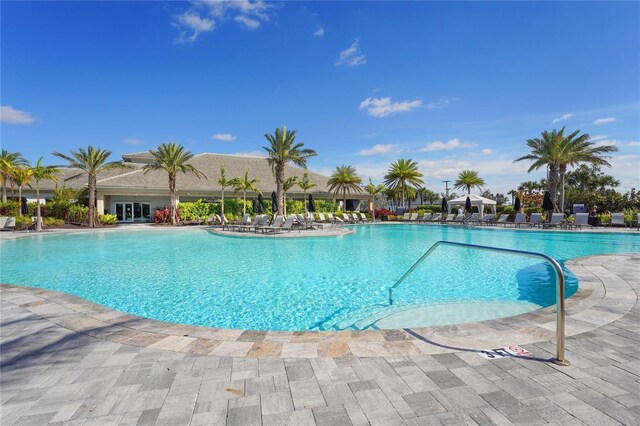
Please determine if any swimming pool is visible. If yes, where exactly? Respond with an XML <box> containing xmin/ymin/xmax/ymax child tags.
<box><xmin>1</xmin><ymin>225</ymin><xmax>638</xmax><ymax>331</ymax></box>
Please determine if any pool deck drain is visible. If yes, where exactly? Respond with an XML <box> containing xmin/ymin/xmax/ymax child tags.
<box><xmin>1</xmin><ymin>254</ymin><xmax>638</xmax><ymax>425</ymax></box>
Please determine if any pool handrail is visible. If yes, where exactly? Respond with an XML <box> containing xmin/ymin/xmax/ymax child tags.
<box><xmin>389</xmin><ymin>240</ymin><xmax>569</xmax><ymax>366</ymax></box>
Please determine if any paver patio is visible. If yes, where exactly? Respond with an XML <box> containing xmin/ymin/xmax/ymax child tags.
<box><xmin>1</xmin><ymin>253</ymin><xmax>639</xmax><ymax>425</ymax></box>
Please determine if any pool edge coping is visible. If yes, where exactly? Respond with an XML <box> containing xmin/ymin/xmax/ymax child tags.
<box><xmin>1</xmin><ymin>253</ymin><xmax>637</xmax><ymax>358</ymax></box>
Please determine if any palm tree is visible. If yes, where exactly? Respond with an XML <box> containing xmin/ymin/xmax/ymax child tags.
<box><xmin>217</xmin><ymin>165</ymin><xmax>231</xmax><ymax>217</ymax></box>
<box><xmin>0</xmin><ymin>149</ymin><xmax>29</xmax><ymax>203</ymax></box>
<box><xmin>31</xmin><ymin>158</ymin><xmax>59</xmax><ymax>231</ymax></box>
<box><xmin>454</xmin><ymin>170</ymin><xmax>485</xmax><ymax>194</ymax></box>
<box><xmin>297</xmin><ymin>173</ymin><xmax>317</xmax><ymax>215</ymax></box>
<box><xmin>327</xmin><ymin>165</ymin><xmax>362</xmax><ymax>210</ymax></box>
<box><xmin>517</xmin><ymin>180</ymin><xmax>540</xmax><ymax>195</ymax></box>
<box><xmin>53</xmin><ymin>146</ymin><xmax>129</xmax><ymax>227</ymax></box>
<box><xmin>515</xmin><ymin>128</ymin><xmax>617</xmax><ymax>210</ymax></box>
<box><xmin>364</xmin><ymin>178</ymin><xmax>385</xmax><ymax>220</ymax></box>
<box><xmin>11</xmin><ymin>168</ymin><xmax>33</xmax><ymax>216</ymax></box>
<box><xmin>143</xmin><ymin>143</ymin><xmax>205</xmax><ymax>225</ymax></box>
<box><xmin>229</xmin><ymin>171</ymin><xmax>260</xmax><ymax>215</ymax></box>
<box><xmin>383</xmin><ymin>158</ymin><xmax>424</xmax><ymax>208</ymax></box>
<box><xmin>263</xmin><ymin>126</ymin><xmax>317</xmax><ymax>216</ymax></box>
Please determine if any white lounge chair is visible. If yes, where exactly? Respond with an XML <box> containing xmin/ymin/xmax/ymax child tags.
<box><xmin>317</xmin><ymin>213</ymin><xmax>327</xmax><ymax>222</ymax></box>
<box><xmin>359</xmin><ymin>212</ymin><xmax>370</xmax><ymax>222</ymax></box>
<box><xmin>402</xmin><ymin>212</ymin><xmax>411</xmax><ymax>221</ymax></box>
<box><xmin>261</xmin><ymin>215</ymin><xmax>285</xmax><ymax>233</ymax></box>
<box><xmin>441</xmin><ymin>213</ymin><xmax>456</xmax><ymax>223</ymax></box>
<box><xmin>351</xmin><ymin>213</ymin><xmax>360</xmax><ymax>223</ymax></box>
<box><xmin>418</xmin><ymin>212</ymin><xmax>431</xmax><ymax>222</ymax></box>
<box><xmin>430</xmin><ymin>213</ymin><xmax>441</xmax><ymax>222</ymax></box>
<box><xmin>573</xmin><ymin>213</ymin><xmax>591</xmax><ymax>229</ymax></box>
<box><xmin>609</xmin><ymin>213</ymin><xmax>625</xmax><ymax>227</ymax></box>
<box><xmin>408</xmin><ymin>212</ymin><xmax>418</xmax><ymax>222</ymax></box>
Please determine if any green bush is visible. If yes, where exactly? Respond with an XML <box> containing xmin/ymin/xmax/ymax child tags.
<box><xmin>313</xmin><ymin>199</ymin><xmax>337</xmax><ymax>213</ymax></box>
<box><xmin>43</xmin><ymin>217</ymin><xmax>65</xmax><ymax>227</ymax></box>
<box><xmin>179</xmin><ymin>200</ymin><xmax>216</xmax><ymax>221</ymax></box>
<box><xmin>68</xmin><ymin>205</ymin><xmax>89</xmax><ymax>224</ymax></box>
<box><xmin>46</xmin><ymin>201</ymin><xmax>71</xmax><ymax>220</ymax></box>
<box><xmin>15</xmin><ymin>216</ymin><xmax>32</xmax><ymax>230</ymax></box>
<box><xmin>99</xmin><ymin>214</ymin><xmax>118</xmax><ymax>225</ymax></box>
<box><xmin>27</xmin><ymin>202</ymin><xmax>47</xmax><ymax>217</ymax></box>
<box><xmin>0</xmin><ymin>201</ymin><xmax>20</xmax><ymax>216</ymax></box>
<box><xmin>285</xmin><ymin>200</ymin><xmax>304</xmax><ymax>214</ymax></box>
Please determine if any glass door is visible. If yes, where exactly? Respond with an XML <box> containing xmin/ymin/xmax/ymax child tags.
<box><xmin>115</xmin><ymin>202</ymin><xmax>134</xmax><ymax>222</ymax></box>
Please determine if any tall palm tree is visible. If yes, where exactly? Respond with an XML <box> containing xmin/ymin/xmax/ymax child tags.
<box><xmin>229</xmin><ymin>171</ymin><xmax>260</xmax><ymax>215</ymax></box>
<box><xmin>517</xmin><ymin>180</ymin><xmax>540</xmax><ymax>195</ymax></box>
<box><xmin>53</xmin><ymin>146</ymin><xmax>129</xmax><ymax>227</ymax></box>
<box><xmin>515</xmin><ymin>128</ymin><xmax>617</xmax><ymax>210</ymax></box>
<box><xmin>143</xmin><ymin>143</ymin><xmax>205</xmax><ymax>225</ymax></box>
<box><xmin>31</xmin><ymin>158</ymin><xmax>59</xmax><ymax>232</ymax></box>
<box><xmin>217</xmin><ymin>165</ymin><xmax>231</xmax><ymax>217</ymax></box>
<box><xmin>327</xmin><ymin>165</ymin><xmax>362</xmax><ymax>210</ymax></box>
<box><xmin>383</xmin><ymin>158</ymin><xmax>424</xmax><ymax>208</ymax></box>
<box><xmin>364</xmin><ymin>178</ymin><xmax>385</xmax><ymax>220</ymax></box>
<box><xmin>454</xmin><ymin>170</ymin><xmax>485</xmax><ymax>194</ymax></box>
<box><xmin>0</xmin><ymin>149</ymin><xmax>29</xmax><ymax>203</ymax></box>
<box><xmin>297</xmin><ymin>173</ymin><xmax>317</xmax><ymax>215</ymax></box>
<box><xmin>263</xmin><ymin>126</ymin><xmax>317</xmax><ymax>216</ymax></box>
<box><xmin>11</xmin><ymin>168</ymin><xmax>33</xmax><ymax>216</ymax></box>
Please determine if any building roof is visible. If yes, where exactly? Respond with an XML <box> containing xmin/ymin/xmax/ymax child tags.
<box><xmin>96</xmin><ymin>152</ymin><xmax>333</xmax><ymax>195</ymax></box>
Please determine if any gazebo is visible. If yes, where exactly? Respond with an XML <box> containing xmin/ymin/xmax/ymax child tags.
<box><xmin>447</xmin><ymin>194</ymin><xmax>497</xmax><ymax>218</ymax></box>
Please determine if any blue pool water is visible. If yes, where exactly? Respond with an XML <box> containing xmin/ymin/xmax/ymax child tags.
<box><xmin>1</xmin><ymin>225</ymin><xmax>638</xmax><ymax>331</ymax></box>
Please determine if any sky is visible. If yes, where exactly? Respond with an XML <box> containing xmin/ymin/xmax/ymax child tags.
<box><xmin>2</xmin><ymin>0</ymin><xmax>639</xmax><ymax>195</ymax></box>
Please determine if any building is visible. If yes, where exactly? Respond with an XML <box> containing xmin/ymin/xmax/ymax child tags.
<box><xmin>23</xmin><ymin>152</ymin><xmax>367</xmax><ymax>222</ymax></box>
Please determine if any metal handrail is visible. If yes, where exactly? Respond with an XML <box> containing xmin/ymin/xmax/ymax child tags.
<box><xmin>389</xmin><ymin>241</ymin><xmax>569</xmax><ymax>366</ymax></box>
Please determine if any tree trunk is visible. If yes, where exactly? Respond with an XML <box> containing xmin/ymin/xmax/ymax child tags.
<box><xmin>547</xmin><ymin>164</ymin><xmax>560</xmax><ymax>210</ymax></box>
<box><xmin>18</xmin><ymin>185</ymin><xmax>23</xmax><ymax>216</ymax></box>
<box><xmin>371</xmin><ymin>195</ymin><xmax>375</xmax><ymax>221</ymax></box>
<box><xmin>1</xmin><ymin>178</ymin><xmax>6</xmax><ymax>203</ymax></box>
<box><xmin>169</xmin><ymin>174</ymin><xmax>177</xmax><ymax>225</ymax></box>
<box><xmin>343</xmin><ymin>188</ymin><xmax>346</xmax><ymax>211</ymax></box>
<box><xmin>304</xmin><ymin>189</ymin><xmax>307</xmax><ymax>215</ymax></box>
<box><xmin>36</xmin><ymin>183</ymin><xmax>42</xmax><ymax>232</ymax></box>
<box><xmin>276</xmin><ymin>163</ymin><xmax>284</xmax><ymax>216</ymax></box>
<box><xmin>221</xmin><ymin>188</ymin><xmax>225</xmax><ymax>217</ymax></box>
<box><xmin>559</xmin><ymin>165</ymin><xmax>566</xmax><ymax>212</ymax></box>
<box><xmin>88</xmin><ymin>173</ymin><xmax>96</xmax><ymax>227</ymax></box>
<box><xmin>401</xmin><ymin>182</ymin><xmax>405</xmax><ymax>209</ymax></box>
<box><xmin>243</xmin><ymin>190</ymin><xmax>246</xmax><ymax>215</ymax></box>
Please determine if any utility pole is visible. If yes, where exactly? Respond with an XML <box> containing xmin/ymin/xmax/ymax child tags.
<box><xmin>442</xmin><ymin>180</ymin><xmax>451</xmax><ymax>198</ymax></box>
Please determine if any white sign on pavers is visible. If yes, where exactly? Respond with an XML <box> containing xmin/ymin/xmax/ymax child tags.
<box><xmin>477</xmin><ymin>345</ymin><xmax>532</xmax><ymax>359</ymax></box>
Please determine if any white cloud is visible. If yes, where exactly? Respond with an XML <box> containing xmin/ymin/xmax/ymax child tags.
<box><xmin>0</xmin><ymin>106</ymin><xmax>36</xmax><ymax>124</ymax></box>
<box><xmin>481</xmin><ymin>148</ymin><xmax>494</xmax><ymax>155</ymax></box>
<box><xmin>552</xmin><ymin>113</ymin><xmax>573</xmax><ymax>123</ymax></box>
<box><xmin>594</xmin><ymin>139</ymin><xmax>640</xmax><ymax>148</ymax></box>
<box><xmin>419</xmin><ymin>138</ymin><xmax>476</xmax><ymax>152</ymax></box>
<box><xmin>173</xmin><ymin>12</ymin><xmax>215</xmax><ymax>43</ymax></box>
<box><xmin>628</xmin><ymin>141</ymin><xmax>640</xmax><ymax>147</ymax></box>
<box><xmin>335</xmin><ymin>40</ymin><xmax>366</xmax><ymax>67</ymax></box>
<box><xmin>234</xmin><ymin>15</ymin><xmax>260</xmax><ymax>29</ymax></box>
<box><xmin>231</xmin><ymin>150</ymin><xmax>267</xmax><ymax>158</ymax></box>
<box><xmin>212</xmin><ymin>133</ymin><xmax>236</xmax><ymax>141</ymax></box>
<box><xmin>313</xmin><ymin>26</ymin><xmax>324</xmax><ymax>37</ymax></box>
<box><xmin>358</xmin><ymin>144</ymin><xmax>399</xmax><ymax>156</ymax></box>
<box><xmin>174</xmin><ymin>0</ymin><xmax>272</xmax><ymax>42</ymax></box>
<box><xmin>591</xmin><ymin>135</ymin><xmax>608</xmax><ymax>141</ymax></box>
<box><xmin>359</xmin><ymin>97</ymin><xmax>421</xmax><ymax>118</ymax></box>
<box><xmin>123</xmin><ymin>138</ymin><xmax>143</xmax><ymax>146</ymax></box>
<box><xmin>424</xmin><ymin>99</ymin><xmax>452</xmax><ymax>110</ymax></box>
<box><xmin>593</xmin><ymin>117</ymin><xmax>616</xmax><ymax>125</ymax></box>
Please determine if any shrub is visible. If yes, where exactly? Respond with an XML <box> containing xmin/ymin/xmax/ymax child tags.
<box><xmin>154</xmin><ymin>208</ymin><xmax>170</xmax><ymax>224</ymax></box>
<box><xmin>99</xmin><ymin>214</ymin><xmax>118</xmax><ymax>225</ymax></box>
<box><xmin>43</xmin><ymin>217</ymin><xmax>65</xmax><ymax>227</ymax></box>
<box><xmin>374</xmin><ymin>209</ymin><xmax>394</xmax><ymax>217</ymax></box>
<box><xmin>15</xmin><ymin>216</ymin><xmax>32</xmax><ymax>230</ymax></box>
<box><xmin>0</xmin><ymin>201</ymin><xmax>20</xmax><ymax>216</ymax></box>
<box><xmin>68</xmin><ymin>205</ymin><xmax>89</xmax><ymax>224</ymax></box>
<box><xmin>179</xmin><ymin>200</ymin><xmax>216</xmax><ymax>221</ymax></box>
<box><xmin>27</xmin><ymin>202</ymin><xmax>47</xmax><ymax>217</ymax></box>
<box><xmin>285</xmin><ymin>200</ymin><xmax>304</xmax><ymax>214</ymax></box>
<box><xmin>313</xmin><ymin>200</ymin><xmax>337</xmax><ymax>213</ymax></box>
<box><xmin>46</xmin><ymin>201</ymin><xmax>71</xmax><ymax>221</ymax></box>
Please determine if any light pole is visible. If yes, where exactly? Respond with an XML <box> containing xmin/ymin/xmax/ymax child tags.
<box><xmin>442</xmin><ymin>180</ymin><xmax>451</xmax><ymax>198</ymax></box>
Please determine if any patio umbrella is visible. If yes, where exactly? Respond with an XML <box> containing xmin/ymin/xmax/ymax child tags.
<box><xmin>21</xmin><ymin>197</ymin><xmax>28</xmax><ymax>215</ymax></box>
<box><xmin>308</xmin><ymin>194</ymin><xmax>316</xmax><ymax>212</ymax></box>
<box><xmin>465</xmin><ymin>196</ymin><xmax>472</xmax><ymax>213</ymax></box>
<box><xmin>252</xmin><ymin>199</ymin><xmax>257</xmax><ymax>213</ymax></box>
<box><xmin>271</xmin><ymin>191</ymin><xmax>278</xmax><ymax>213</ymax></box>
<box><xmin>514</xmin><ymin>196</ymin><xmax>521</xmax><ymax>212</ymax></box>
<box><xmin>257</xmin><ymin>193</ymin><xmax>265</xmax><ymax>213</ymax></box>
<box><xmin>441</xmin><ymin>197</ymin><xmax>448</xmax><ymax>213</ymax></box>
<box><xmin>542</xmin><ymin>191</ymin><xmax>554</xmax><ymax>211</ymax></box>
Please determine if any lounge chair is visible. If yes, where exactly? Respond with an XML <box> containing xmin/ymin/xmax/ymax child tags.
<box><xmin>418</xmin><ymin>212</ymin><xmax>431</xmax><ymax>222</ymax></box>
<box><xmin>480</xmin><ymin>214</ymin><xmax>496</xmax><ymax>225</ymax></box>
<box><xmin>328</xmin><ymin>213</ymin><xmax>343</xmax><ymax>224</ymax></box>
<box><xmin>351</xmin><ymin>213</ymin><xmax>360</xmax><ymax>223</ymax></box>
<box><xmin>408</xmin><ymin>212</ymin><xmax>419</xmax><ymax>222</ymax></box>
<box><xmin>495</xmin><ymin>214</ymin><xmax>509</xmax><ymax>226</ymax></box>
<box><xmin>235</xmin><ymin>215</ymin><xmax>264</xmax><ymax>232</ymax></box>
<box><xmin>359</xmin><ymin>212</ymin><xmax>371</xmax><ymax>222</ymax></box>
<box><xmin>430</xmin><ymin>213</ymin><xmax>441</xmax><ymax>222</ymax></box>
<box><xmin>402</xmin><ymin>213</ymin><xmax>411</xmax><ymax>221</ymax></box>
<box><xmin>609</xmin><ymin>213</ymin><xmax>625</xmax><ymax>227</ymax></box>
<box><xmin>253</xmin><ymin>215</ymin><xmax>271</xmax><ymax>232</ymax></box>
<box><xmin>300</xmin><ymin>213</ymin><xmax>324</xmax><ymax>230</ymax></box>
<box><xmin>263</xmin><ymin>216</ymin><xmax>297</xmax><ymax>234</ymax></box>
<box><xmin>527</xmin><ymin>213</ymin><xmax>543</xmax><ymax>228</ymax></box>
<box><xmin>464</xmin><ymin>213</ymin><xmax>480</xmax><ymax>224</ymax></box>
<box><xmin>1</xmin><ymin>217</ymin><xmax>15</xmax><ymax>231</ymax></box>
<box><xmin>261</xmin><ymin>215</ymin><xmax>285</xmax><ymax>233</ymax></box>
<box><xmin>441</xmin><ymin>213</ymin><xmax>456</xmax><ymax>223</ymax></box>
<box><xmin>505</xmin><ymin>212</ymin><xmax>526</xmax><ymax>228</ymax></box>
<box><xmin>317</xmin><ymin>213</ymin><xmax>327</xmax><ymax>222</ymax></box>
<box><xmin>573</xmin><ymin>213</ymin><xmax>591</xmax><ymax>229</ymax></box>
<box><xmin>0</xmin><ymin>217</ymin><xmax>7</xmax><ymax>229</ymax></box>
<box><xmin>543</xmin><ymin>213</ymin><xmax>564</xmax><ymax>229</ymax></box>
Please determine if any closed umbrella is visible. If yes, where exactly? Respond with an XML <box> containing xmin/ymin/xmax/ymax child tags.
<box><xmin>252</xmin><ymin>199</ymin><xmax>257</xmax><ymax>213</ymax></box>
<box><xmin>542</xmin><ymin>191</ymin><xmax>554</xmax><ymax>211</ymax></box>
<box><xmin>308</xmin><ymin>194</ymin><xmax>316</xmax><ymax>212</ymax></box>
<box><xmin>441</xmin><ymin>197</ymin><xmax>448</xmax><ymax>213</ymax></box>
<box><xmin>514</xmin><ymin>196</ymin><xmax>521</xmax><ymax>212</ymax></box>
<box><xmin>465</xmin><ymin>196</ymin><xmax>472</xmax><ymax>213</ymax></box>
<box><xmin>21</xmin><ymin>197</ymin><xmax>28</xmax><ymax>215</ymax></box>
<box><xmin>271</xmin><ymin>191</ymin><xmax>278</xmax><ymax>214</ymax></box>
<box><xmin>257</xmin><ymin>193</ymin><xmax>265</xmax><ymax>213</ymax></box>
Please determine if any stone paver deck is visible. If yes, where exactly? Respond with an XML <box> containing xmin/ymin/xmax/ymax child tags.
<box><xmin>1</xmin><ymin>254</ymin><xmax>639</xmax><ymax>425</ymax></box>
